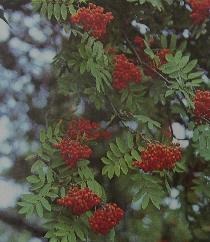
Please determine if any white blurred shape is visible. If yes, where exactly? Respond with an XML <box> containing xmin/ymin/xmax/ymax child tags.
<box><xmin>29</xmin><ymin>48</ymin><xmax>55</xmax><ymax>64</ymax></box>
<box><xmin>0</xmin><ymin>179</ymin><xmax>27</xmax><ymax>208</ymax></box>
<box><xmin>170</xmin><ymin>188</ymin><xmax>179</xmax><ymax>198</ymax></box>
<box><xmin>0</xmin><ymin>19</ymin><xmax>10</xmax><ymax>42</ymax></box>
<box><xmin>9</xmin><ymin>37</ymin><xmax>31</xmax><ymax>53</ymax></box>
<box><xmin>173</xmin><ymin>138</ymin><xmax>189</xmax><ymax>148</ymax></box>
<box><xmin>0</xmin><ymin>157</ymin><xmax>13</xmax><ymax>173</ymax></box>
<box><xmin>123</xmin><ymin>121</ymin><xmax>138</xmax><ymax>131</ymax></box>
<box><xmin>75</xmin><ymin>99</ymin><xmax>85</xmax><ymax>115</ymax></box>
<box><xmin>0</xmin><ymin>115</ymin><xmax>12</xmax><ymax>142</ymax></box>
<box><xmin>183</xmin><ymin>29</ymin><xmax>190</xmax><ymax>39</ymax></box>
<box><xmin>202</xmin><ymin>74</ymin><xmax>209</xmax><ymax>84</ymax></box>
<box><xmin>29</xmin><ymin>27</ymin><xmax>47</xmax><ymax>43</ymax></box>
<box><xmin>131</xmin><ymin>20</ymin><xmax>150</xmax><ymax>34</ymax></box>
<box><xmin>172</xmin><ymin>122</ymin><xmax>185</xmax><ymax>139</ymax></box>
<box><xmin>169</xmin><ymin>199</ymin><xmax>181</xmax><ymax>209</ymax></box>
<box><xmin>192</xmin><ymin>204</ymin><xmax>199</xmax><ymax>212</ymax></box>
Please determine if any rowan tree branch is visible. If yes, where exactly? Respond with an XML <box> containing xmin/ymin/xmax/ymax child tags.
<box><xmin>123</xmin><ymin>32</ymin><xmax>192</xmax><ymax>119</ymax></box>
<box><xmin>0</xmin><ymin>210</ymin><xmax>46</xmax><ymax>239</ymax></box>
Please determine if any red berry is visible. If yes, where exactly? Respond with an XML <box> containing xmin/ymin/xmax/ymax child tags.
<box><xmin>194</xmin><ymin>90</ymin><xmax>210</xmax><ymax>123</ymax></box>
<box><xmin>70</xmin><ymin>3</ymin><xmax>114</xmax><ymax>39</ymax></box>
<box><xmin>89</xmin><ymin>203</ymin><xmax>124</xmax><ymax>235</ymax></box>
<box><xmin>188</xmin><ymin>0</ymin><xmax>210</xmax><ymax>24</ymax></box>
<box><xmin>133</xmin><ymin>143</ymin><xmax>182</xmax><ymax>172</ymax></box>
<box><xmin>57</xmin><ymin>187</ymin><xmax>101</xmax><ymax>215</ymax></box>
<box><xmin>133</xmin><ymin>36</ymin><xmax>145</xmax><ymax>48</ymax></box>
<box><xmin>55</xmin><ymin>138</ymin><xmax>92</xmax><ymax>168</ymax></box>
<box><xmin>67</xmin><ymin>118</ymin><xmax>111</xmax><ymax>141</ymax></box>
<box><xmin>112</xmin><ymin>54</ymin><xmax>142</xmax><ymax>90</ymax></box>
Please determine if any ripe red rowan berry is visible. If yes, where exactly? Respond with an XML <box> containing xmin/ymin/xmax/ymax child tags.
<box><xmin>54</xmin><ymin>138</ymin><xmax>92</xmax><ymax>168</ymax></box>
<box><xmin>70</xmin><ymin>3</ymin><xmax>114</xmax><ymax>39</ymax></box>
<box><xmin>57</xmin><ymin>187</ymin><xmax>101</xmax><ymax>215</ymax></box>
<box><xmin>88</xmin><ymin>203</ymin><xmax>124</xmax><ymax>235</ymax></box>
<box><xmin>133</xmin><ymin>143</ymin><xmax>182</xmax><ymax>172</ymax></box>
<box><xmin>134</xmin><ymin>36</ymin><xmax>145</xmax><ymax>48</ymax></box>
<box><xmin>188</xmin><ymin>0</ymin><xmax>210</xmax><ymax>24</ymax></box>
<box><xmin>67</xmin><ymin>118</ymin><xmax>111</xmax><ymax>141</ymax></box>
<box><xmin>194</xmin><ymin>90</ymin><xmax>210</xmax><ymax>123</ymax></box>
<box><xmin>112</xmin><ymin>54</ymin><xmax>142</xmax><ymax>90</ymax></box>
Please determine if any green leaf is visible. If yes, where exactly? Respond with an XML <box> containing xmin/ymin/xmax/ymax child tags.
<box><xmin>160</xmin><ymin>35</ymin><xmax>167</xmax><ymax>48</ymax></box>
<box><xmin>40</xmin><ymin>129</ymin><xmax>46</xmax><ymax>143</ymax></box>
<box><xmin>131</xmin><ymin>149</ymin><xmax>140</xmax><ymax>160</ymax></box>
<box><xmin>35</xmin><ymin>202</ymin><xmax>44</xmax><ymax>217</ymax></box>
<box><xmin>47</xmin><ymin>3</ymin><xmax>54</xmax><ymax>19</ymax></box>
<box><xmin>54</xmin><ymin>3</ymin><xmax>61</xmax><ymax>21</ymax></box>
<box><xmin>47</xmin><ymin>127</ymin><xmax>53</xmax><ymax>140</ymax></box>
<box><xmin>132</xmin><ymin>174</ymin><xmax>165</xmax><ymax>210</ymax></box>
<box><xmin>25</xmin><ymin>154</ymin><xmax>37</xmax><ymax>161</ymax></box>
<box><xmin>32</xmin><ymin>0</ymin><xmax>42</xmax><ymax>11</ymax></box>
<box><xmin>40</xmin><ymin>1</ymin><xmax>47</xmax><ymax>16</ymax></box>
<box><xmin>169</xmin><ymin>34</ymin><xmax>177</xmax><ymax>50</ymax></box>
<box><xmin>178</xmin><ymin>55</ymin><xmax>190</xmax><ymax>69</ymax></box>
<box><xmin>68</xmin><ymin>231</ymin><xmax>76</xmax><ymax>242</ymax></box>
<box><xmin>109</xmin><ymin>143</ymin><xmax>121</xmax><ymax>157</ymax></box>
<box><xmin>26</xmin><ymin>175</ymin><xmax>40</xmax><ymax>184</ymax></box>
<box><xmin>101</xmin><ymin>157</ymin><xmax>112</xmax><ymax>165</ymax></box>
<box><xmin>31</xmin><ymin>160</ymin><xmax>45</xmax><ymax>173</ymax></box>
<box><xmin>188</xmin><ymin>71</ymin><xmax>203</xmax><ymax>79</ymax></box>
<box><xmin>40</xmin><ymin>197</ymin><xmax>51</xmax><ymax>211</ymax></box>
<box><xmin>74</xmin><ymin>226</ymin><xmax>85</xmax><ymax>240</ymax></box>
<box><xmin>107</xmin><ymin>167</ymin><xmax>115</xmax><ymax>179</ymax></box>
<box><xmin>61</xmin><ymin>4</ymin><xmax>68</xmax><ymax>20</ymax></box>
<box><xmin>120</xmin><ymin>158</ymin><xmax>129</xmax><ymax>175</ymax></box>
<box><xmin>116</xmin><ymin>137</ymin><xmax>127</xmax><ymax>153</ymax></box>
<box><xmin>107</xmin><ymin>151</ymin><xmax>118</xmax><ymax>161</ymax></box>
<box><xmin>183</xmin><ymin>59</ymin><xmax>197</xmax><ymax>73</ymax></box>
<box><xmin>127</xmin><ymin>132</ymin><xmax>134</xmax><ymax>149</ymax></box>
<box><xmin>114</xmin><ymin>164</ymin><xmax>121</xmax><ymax>177</ymax></box>
<box><xmin>142</xmin><ymin>194</ymin><xmax>150</xmax><ymax>209</ymax></box>
<box><xmin>22</xmin><ymin>194</ymin><xmax>37</xmax><ymax>203</ymax></box>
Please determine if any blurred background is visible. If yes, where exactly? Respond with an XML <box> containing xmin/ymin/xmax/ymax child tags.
<box><xmin>0</xmin><ymin>1</ymin><xmax>60</xmax><ymax>241</ymax></box>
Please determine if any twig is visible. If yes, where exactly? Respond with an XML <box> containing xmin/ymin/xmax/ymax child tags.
<box><xmin>123</xmin><ymin>32</ymin><xmax>191</xmax><ymax>118</ymax></box>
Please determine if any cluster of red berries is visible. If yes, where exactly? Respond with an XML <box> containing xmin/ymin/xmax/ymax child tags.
<box><xmin>89</xmin><ymin>203</ymin><xmax>124</xmax><ymax>235</ymax></box>
<box><xmin>188</xmin><ymin>0</ymin><xmax>210</xmax><ymax>24</ymax></box>
<box><xmin>54</xmin><ymin>139</ymin><xmax>92</xmax><ymax>168</ymax></box>
<box><xmin>57</xmin><ymin>187</ymin><xmax>101</xmax><ymax>215</ymax></box>
<box><xmin>68</xmin><ymin>118</ymin><xmax>111</xmax><ymax>141</ymax></box>
<box><xmin>70</xmin><ymin>3</ymin><xmax>114</xmax><ymax>39</ymax></box>
<box><xmin>57</xmin><ymin>187</ymin><xmax>124</xmax><ymax>234</ymax></box>
<box><xmin>194</xmin><ymin>90</ymin><xmax>210</xmax><ymax>123</ymax></box>
<box><xmin>55</xmin><ymin>118</ymin><xmax>111</xmax><ymax>168</ymax></box>
<box><xmin>133</xmin><ymin>143</ymin><xmax>182</xmax><ymax>172</ymax></box>
<box><xmin>112</xmin><ymin>54</ymin><xmax>142</xmax><ymax>90</ymax></box>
